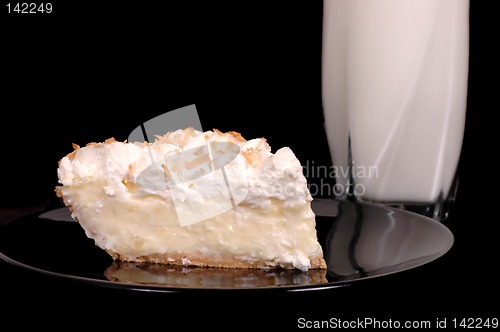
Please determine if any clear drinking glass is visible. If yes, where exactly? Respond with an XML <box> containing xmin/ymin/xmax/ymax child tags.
<box><xmin>321</xmin><ymin>0</ymin><xmax>469</xmax><ymax>221</ymax></box>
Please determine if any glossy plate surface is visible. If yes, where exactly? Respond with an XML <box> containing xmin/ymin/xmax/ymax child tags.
<box><xmin>0</xmin><ymin>199</ymin><xmax>453</xmax><ymax>292</ymax></box>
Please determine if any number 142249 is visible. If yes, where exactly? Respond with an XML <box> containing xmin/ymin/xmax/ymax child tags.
<box><xmin>6</xmin><ymin>3</ymin><xmax>52</xmax><ymax>14</ymax></box>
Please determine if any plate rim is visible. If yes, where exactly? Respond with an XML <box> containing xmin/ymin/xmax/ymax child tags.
<box><xmin>0</xmin><ymin>200</ymin><xmax>454</xmax><ymax>293</ymax></box>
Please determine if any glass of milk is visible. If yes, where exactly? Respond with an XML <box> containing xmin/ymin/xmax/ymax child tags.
<box><xmin>321</xmin><ymin>0</ymin><xmax>469</xmax><ymax>221</ymax></box>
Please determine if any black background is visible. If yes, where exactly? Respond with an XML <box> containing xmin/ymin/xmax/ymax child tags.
<box><xmin>1</xmin><ymin>1</ymin><xmax>498</xmax><ymax>328</ymax></box>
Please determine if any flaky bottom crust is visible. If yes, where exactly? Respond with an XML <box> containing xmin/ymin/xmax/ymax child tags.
<box><xmin>107</xmin><ymin>250</ymin><xmax>327</xmax><ymax>270</ymax></box>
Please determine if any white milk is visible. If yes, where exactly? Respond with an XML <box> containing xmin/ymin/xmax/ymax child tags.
<box><xmin>322</xmin><ymin>0</ymin><xmax>469</xmax><ymax>204</ymax></box>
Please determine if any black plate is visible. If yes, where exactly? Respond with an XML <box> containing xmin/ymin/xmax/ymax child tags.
<box><xmin>0</xmin><ymin>199</ymin><xmax>453</xmax><ymax>292</ymax></box>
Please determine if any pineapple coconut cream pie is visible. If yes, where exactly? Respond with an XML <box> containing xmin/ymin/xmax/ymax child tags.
<box><xmin>55</xmin><ymin>128</ymin><xmax>327</xmax><ymax>272</ymax></box>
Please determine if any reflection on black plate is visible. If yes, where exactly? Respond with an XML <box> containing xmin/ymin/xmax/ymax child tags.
<box><xmin>0</xmin><ymin>199</ymin><xmax>453</xmax><ymax>292</ymax></box>
<box><xmin>105</xmin><ymin>261</ymin><xmax>328</xmax><ymax>289</ymax></box>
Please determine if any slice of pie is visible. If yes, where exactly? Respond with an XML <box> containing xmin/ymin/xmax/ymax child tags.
<box><xmin>55</xmin><ymin>128</ymin><xmax>326</xmax><ymax>271</ymax></box>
